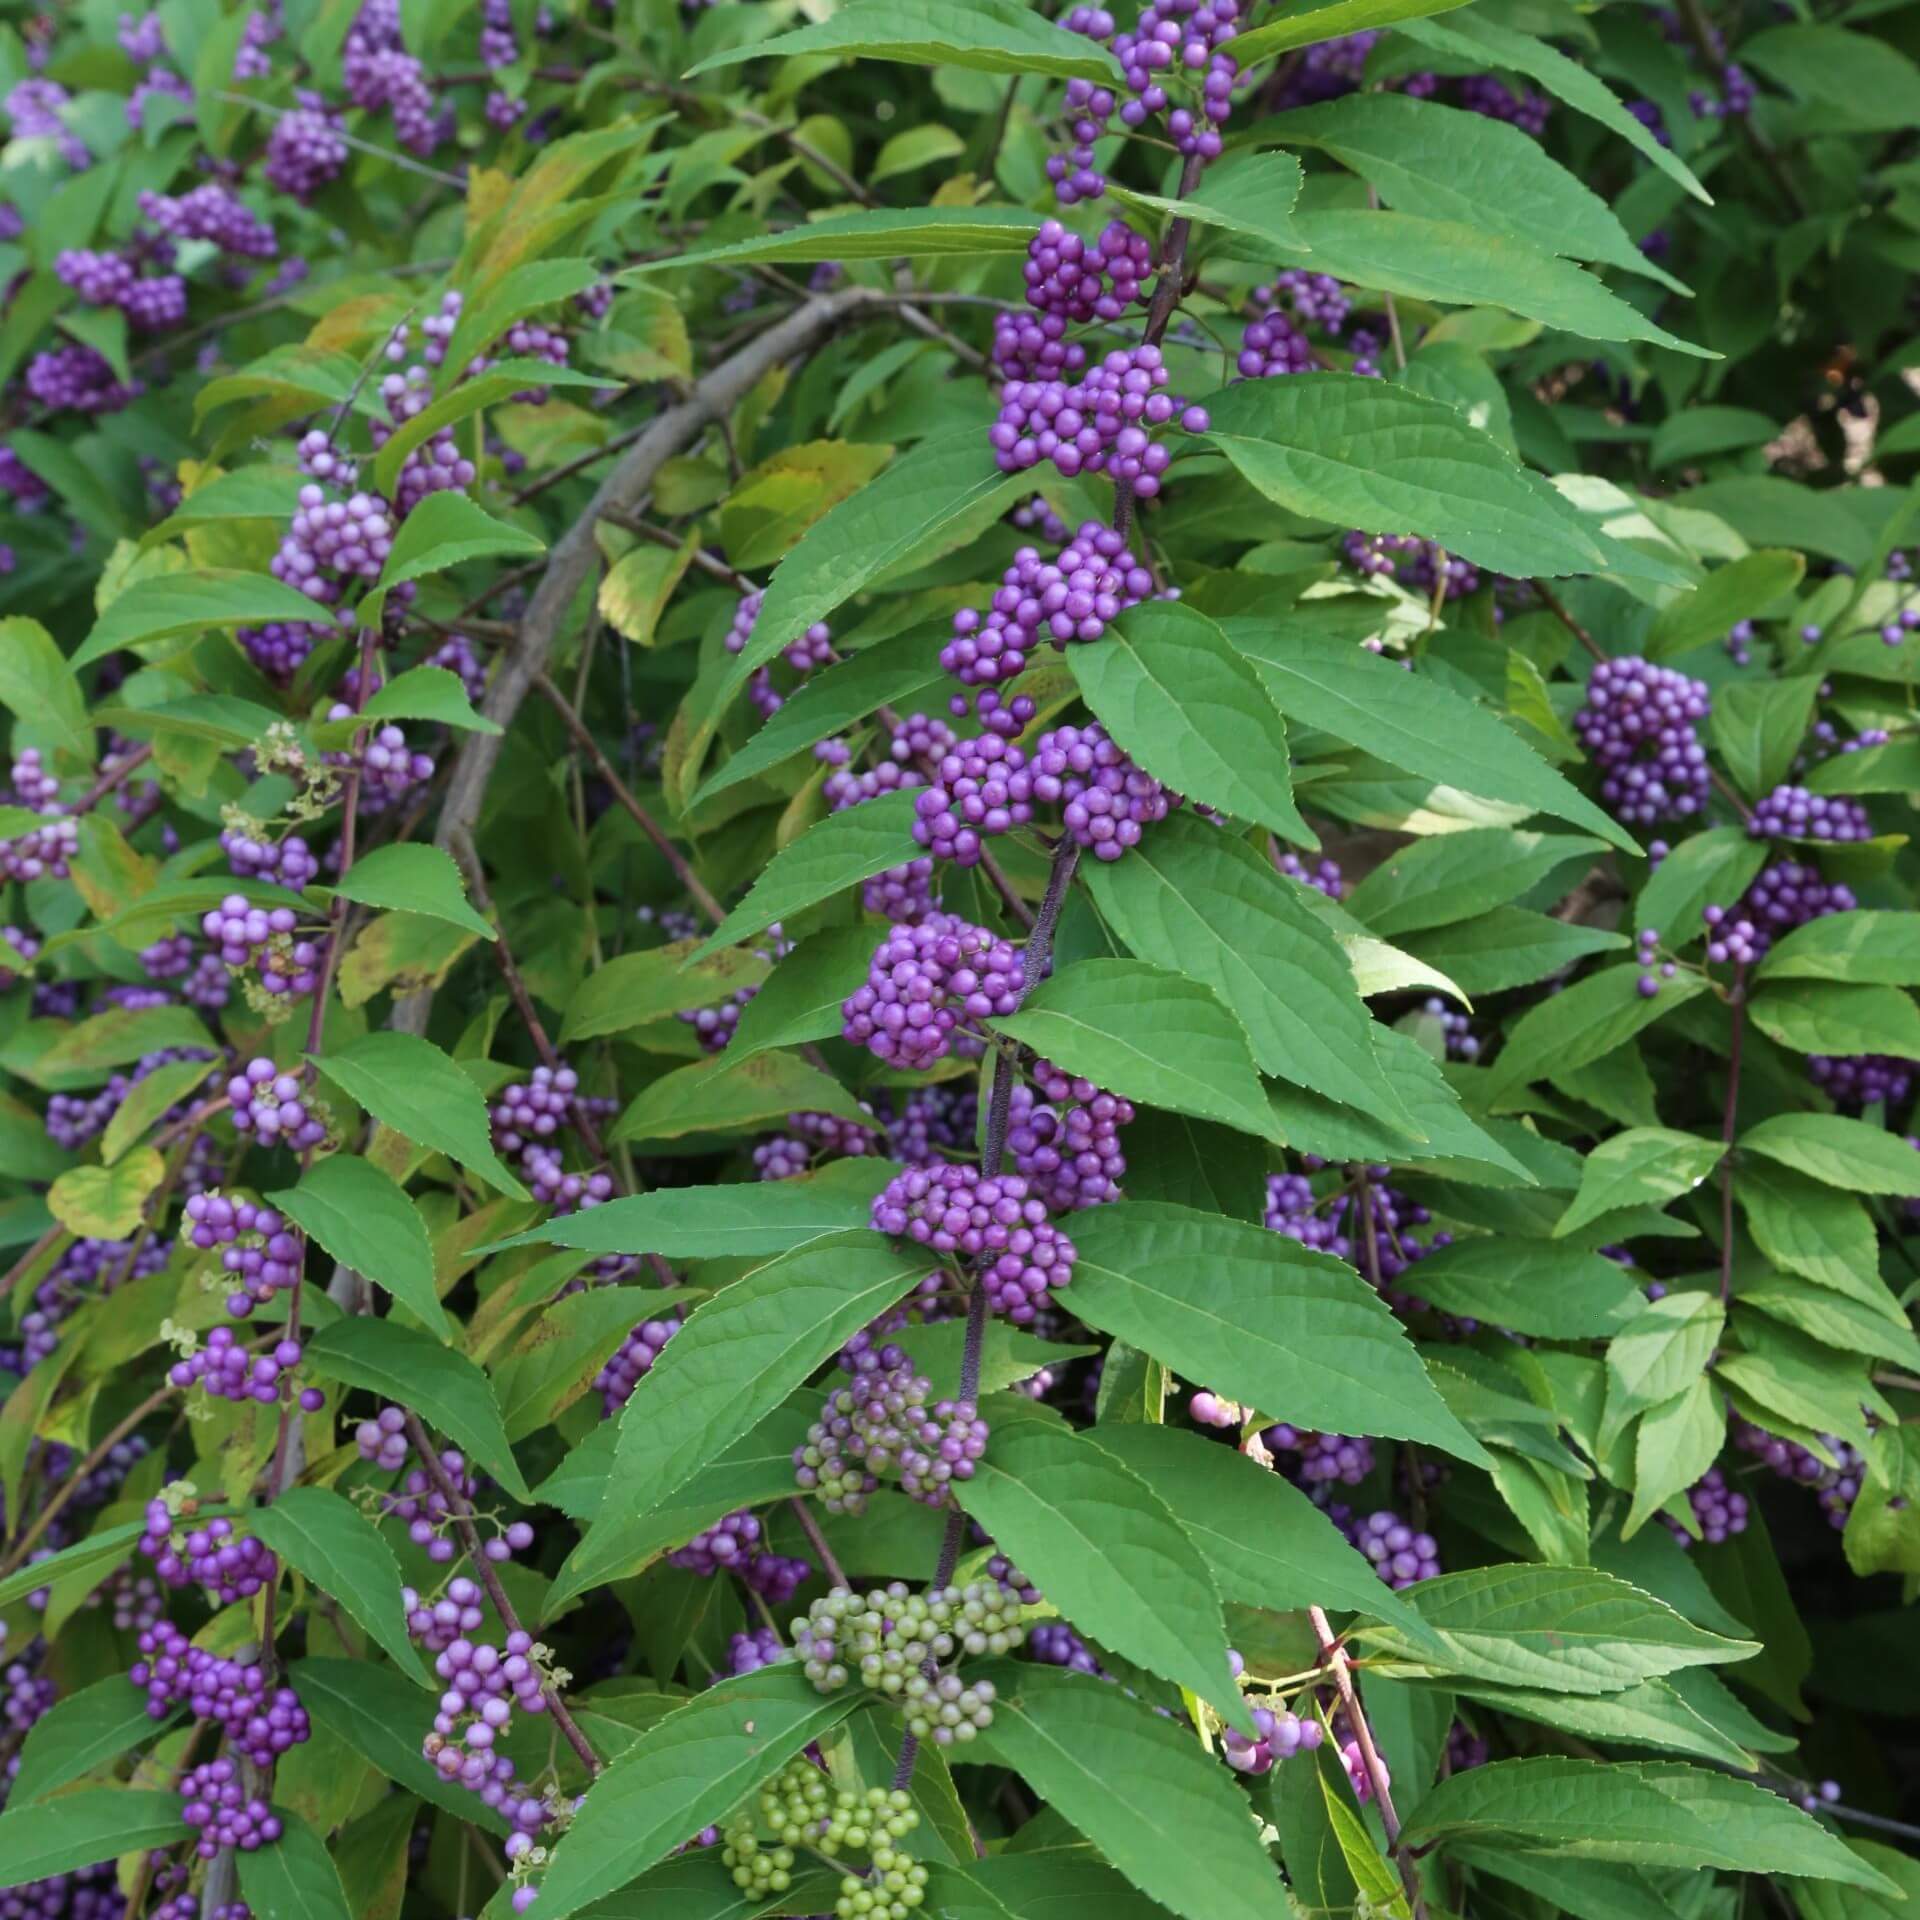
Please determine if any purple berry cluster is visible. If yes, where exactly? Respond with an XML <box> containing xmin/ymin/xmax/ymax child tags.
<box><xmin>132</xmin><ymin>1621</ymin><xmax>310</xmax><ymax>1766</ymax></box>
<box><xmin>1661</xmin><ymin>1466</ymin><xmax>1749</xmax><ymax>1547</ymax></box>
<box><xmin>1</xmin><ymin>752</ymin><xmax>78</xmax><ymax>882</ymax></box>
<box><xmin>1026</xmin><ymin>721</ymin><xmax>1175</xmax><ymax>860</ymax></box>
<box><xmin>1008</xmin><ymin>1057</ymin><xmax>1133</xmax><ymax>1211</ymax></box>
<box><xmin>180</xmin><ymin>1758</ymin><xmax>284</xmax><ymax>1857</ymax></box>
<box><xmin>1340</xmin><ymin>1507</ymin><xmax>1441</xmax><ymax>1587</ymax></box>
<box><xmin>1808</xmin><ymin>1053</ymin><xmax>1913</xmax><ymax>1112</ymax></box>
<box><xmin>170</xmin><ymin>1327</ymin><xmax>312</xmax><ymax>1408</ymax></box>
<box><xmin>841</xmin><ymin>913</ymin><xmax>1023</xmax><ymax>1069</ymax></box>
<box><xmin>222</xmin><ymin>824</ymin><xmax>320</xmax><ymax>888</ymax></box>
<box><xmin>1734</xmin><ymin>1420</ymin><xmax>1864</xmax><ymax>1528</ymax></box>
<box><xmin>727</xmin><ymin>587</ymin><xmax>833</xmax><ymax>718</ymax></box>
<box><xmin>1262</xmin><ymin>1424</ymin><xmax>1375</xmax><ymax>1488</ymax></box>
<box><xmin>595</xmin><ymin>1313</ymin><xmax>681</xmax><ymax>1414</ymax></box>
<box><xmin>183</xmin><ymin>1192</ymin><xmax>304</xmax><ymax>1316</ymax></box>
<box><xmin>1748</xmin><ymin>785</ymin><xmax>1874</xmax><ymax>843</ymax></box>
<box><xmin>992</xmin><ymin>346</ymin><xmax>1209</xmax><ymax>496</ymax></box>
<box><xmin>666</xmin><ymin>1510</ymin><xmax>810</xmax><ymax>1601</ymax></box>
<box><xmin>1571</xmin><ymin>657</ymin><xmax>1712</xmax><ymax>826</ymax></box>
<box><xmin>227</xmin><ymin>1058</ymin><xmax>328</xmax><ymax>1149</ymax></box>
<box><xmin>1222</xmin><ymin>1699</ymin><xmax>1326</xmax><ymax>1775</ymax></box>
<box><xmin>138</xmin><ymin>183</ymin><xmax>277</xmax><ymax>256</ymax></box>
<box><xmin>871</xmin><ymin>1163</ymin><xmax>1076</xmax><ymax>1323</ymax></box>
<box><xmin>910</xmin><ymin>731</ymin><xmax>1032</xmax><ymax>866</ymax></box>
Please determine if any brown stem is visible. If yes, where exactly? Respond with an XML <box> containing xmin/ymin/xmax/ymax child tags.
<box><xmin>786</xmin><ymin>1496</ymin><xmax>850</xmax><ymax>1591</ymax></box>
<box><xmin>1719</xmin><ymin>961</ymin><xmax>1747</xmax><ymax>1304</ymax></box>
<box><xmin>401</xmin><ymin>1412</ymin><xmax>602</xmax><ymax>1777</ymax></box>
<box><xmin>0</xmin><ymin>1382</ymin><xmax>176</xmax><ymax>1575</ymax></box>
<box><xmin>530</xmin><ymin>669</ymin><xmax>727</xmax><ymax>924</ymax></box>
<box><xmin>0</xmin><ymin>1226</ymin><xmax>65</xmax><ymax>1303</ymax></box>
<box><xmin>1307</xmin><ymin>1605</ymin><xmax>1428</xmax><ymax>1920</ymax></box>
<box><xmin>74</xmin><ymin>743</ymin><xmax>154</xmax><ymax>815</ymax></box>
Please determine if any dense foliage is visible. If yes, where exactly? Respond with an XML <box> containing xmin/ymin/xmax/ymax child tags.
<box><xmin>2</xmin><ymin>0</ymin><xmax>1920</xmax><ymax>1916</ymax></box>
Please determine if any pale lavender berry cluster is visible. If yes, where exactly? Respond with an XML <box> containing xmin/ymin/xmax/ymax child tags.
<box><xmin>1340</xmin><ymin>1507</ymin><xmax>1441</xmax><ymax>1588</ymax></box>
<box><xmin>1276</xmin><ymin>849</ymin><xmax>1346</xmax><ymax>898</ymax></box>
<box><xmin>1571</xmin><ymin>656</ymin><xmax>1712</xmax><ymax>826</ymax></box>
<box><xmin>942</xmin><ymin>522</ymin><xmax>1154</xmax><ymax>685</ymax></box>
<box><xmin>1419</xmin><ymin>995</ymin><xmax>1481</xmax><ymax>1061</ymax></box>
<box><xmin>1028</xmin><ymin>721</ymin><xmax>1174</xmax><ymax>860</ymax></box>
<box><xmin>200</xmin><ymin>893</ymin><xmax>321</xmax><ymax>996</ymax></box>
<box><xmin>910</xmin><ymin>732</ymin><xmax>1033</xmax><ymax>866</ymax></box>
<box><xmin>1748</xmin><ymin>784</ymin><xmax>1874</xmax><ymax>843</ymax></box>
<box><xmin>992</xmin><ymin>345</ymin><xmax>1209</xmax><ymax>496</ymax></box>
<box><xmin>131</xmin><ymin>1622</ymin><xmax>311</xmax><ymax>1767</ymax></box>
<box><xmin>138</xmin><ymin>183</ymin><xmax>277</xmax><ymax>256</ymax></box>
<box><xmin>1263</xmin><ymin>1424</ymin><xmax>1375</xmax><ymax>1488</ymax></box>
<box><xmin>227</xmin><ymin>1057</ymin><xmax>328</xmax><ymax>1149</ymax></box>
<box><xmin>1701</xmin><ymin>903</ymin><xmax>1768</xmax><ymax>967</ymax></box>
<box><xmin>327</xmin><ymin>709</ymin><xmax>436</xmax><ymax>805</ymax></box>
<box><xmin>428</xmin><ymin>631</ymin><xmax>490</xmax><ymax>703</ymax></box>
<box><xmin>1661</xmin><ymin>1466</ymin><xmax>1749</xmax><ymax>1547</ymax></box>
<box><xmin>367</xmin><ymin>1425</ymin><xmax>533</xmax><ymax>1563</ymax></box>
<box><xmin>1009</xmin><ymin>1057</ymin><xmax>1132</xmax><ymax>1211</ymax></box>
<box><xmin>841</xmin><ymin>913</ymin><xmax>1023</xmax><ymax>1070</ymax></box>
<box><xmin>595</xmin><ymin>1313</ymin><xmax>680</xmax><ymax>1415</ymax></box>
<box><xmin>727</xmin><ymin>587</ymin><xmax>834</xmax><ymax>718</ymax></box>
<box><xmin>342</xmin><ymin>0</ymin><xmax>441</xmax><ymax>153</ymax></box>
<box><xmin>1734</xmin><ymin>1420</ymin><xmax>1864</xmax><ymax>1528</ymax></box>
<box><xmin>264</xmin><ymin>93</ymin><xmax>350</xmax><ymax>198</ymax></box>
<box><xmin>1221</xmin><ymin>1697</ymin><xmax>1325</xmax><ymax>1776</ymax></box>
<box><xmin>795</xmin><ymin>1346</ymin><xmax>988</xmax><ymax>1512</ymax></box>
<box><xmin>1</xmin><ymin>752</ymin><xmax>78</xmax><ymax>882</ymax></box>
<box><xmin>223</xmin><ymin>824</ymin><xmax>320</xmax><ymax>889</ymax></box>
<box><xmin>725</xmin><ymin>1626</ymin><xmax>786</xmax><ymax>1677</ymax></box>
<box><xmin>1808</xmin><ymin>1053</ymin><xmax>1912</xmax><ymax>1112</ymax></box>
<box><xmin>171</xmin><ymin>1327</ymin><xmax>314</xmax><ymax>1408</ymax></box>
<box><xmin>491</xmin><ymin>1063</ymin><xmax>587</xmax><ymax>1154</ymax></box>
<box><xmin>871</xmin><ymin>1163</ymin><xmax>1076</xmax><ymax>1323</ymax></box>
<box><xmin>138</xmin><ymin>1504</ymin><xmax>278</xmax><ymax>1602</ymax></box>
<box><xmin>666</xmin><ymin>1511</ymin><xmax>811</xmax><ymax>1601</ymax></box>
<box><xmin>180</xmin><ymin>1758</ymin><xmax>283</xmax><ymax>1858</ymax></box>
<box><xmin>1030</xmin><ymin>1621</ymin><xmax>1102</xmax><ymax>1673</ymax></box>
<box><xmin>183</xmin><ymin>1192</ymin><xmax>304</xmax><ymax>1316</ymax></box>
<box><xmin>275</xmin><ymin>485</ymin><xmax>394</xmax><ymax>604</ymax></box>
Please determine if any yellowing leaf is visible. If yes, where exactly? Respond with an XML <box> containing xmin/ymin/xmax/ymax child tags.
<box><xmin>49</xmin><ymin>1148</ymin><xmax>166</xmax><ymax>1240</ymax></box>
<box><xmin>337</xmin><ymin>913</ymin><xmax>483</xmax><ymax>1009</ymax></box>
<box><xmin>598</xmin><ymin>536</ymin><xmax>697</xmax><ymax>646</ymax></box>
<box><xmin>720</xmin><ymin>440</ymin><xmax>895</xmax><ymax>571</ymax></box>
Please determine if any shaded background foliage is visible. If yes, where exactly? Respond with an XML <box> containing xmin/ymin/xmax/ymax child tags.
<box><xmin>1</xmin><ymin>0</ymin><xmax>1920</xmax><ymax>1918</ymax></box>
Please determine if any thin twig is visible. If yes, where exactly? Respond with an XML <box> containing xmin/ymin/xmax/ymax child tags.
<box><xmin>786</xmin><ymin>1497</ymin><xmax>850</xmax><ymax>1591</ymax></box>
<box><xmin>401</xmin><ymin>1411</ymin><xmax>603</xmax><ymax>1777</ymax></box>
<box><xmin>1308</xmin><ymin>1605</ymin><xmax>1428</xmax><ymax>1920</ymax></box>
<box><xmin>1719</xmin><ymin>961</ymin><xmax>1747</xmax><ymax>1303</ymax></box>
<box><xmin>211</xmin><ymin>90</ymin><xmax>468</xmax><ymax>189</ymax></box>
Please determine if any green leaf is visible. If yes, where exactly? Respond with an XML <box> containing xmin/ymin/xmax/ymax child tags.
<box><xmin>1452</xmin><ymin>1674</ymin><xmax>1761</xmax><ymax>1772</ymax></box>
<box><xmin>611</xmin><ymin>1050</ymin><xmax>873</xmax><ymax>1146</ymax></box>
<box><xmin>1090</xmin><ymin>1423</ymin><xmax>1436</xmax><ymax>1639</ymax></box>
<box><xmin>1348</xmin><ymin>829</ymin><xmax>1604</xmax><ymax>937</ymax></box>
<box><xmin>143</xmin><ymin>465</ymin><xmax>308</xmax><ymax>548</ymax></box>
<box><xmin>1080</xmin><ymin>815</ymin><xmax>1417</xmax><ymax>1134</ymax></box>
<box><xmin>687</xmin><ymin>0</ymin><xmax>1124</xmax><ymax>81</ymax></box>
<box><xmin>1649</xmin><ymin>408</ymin><xmax>1780</xmax><ymax>469</ymax></box>
<box><xmin>489</xmin><ymin>1176</ymin><xmax>887</xmax><ymax>1262</ymax></box>
<box><xmin>1606</xmin><ymin>1295</ymin><xmax>1725</xmax><ymax>1434</ymax></box>
<box><xmin>301</xmin><ymin>1316</ymin><xmax>531</xmax><ymax>1500</ymax></box>
<box><xmin>361</xmin><ymin>664</ymin><xmax>502</xmax><ymax>734</ymax></box>
<box><xmin>1202</xmin><ymin>375</ymin><xmax>1610</xmax><ymax>581</ymax></box>
<box><xmin>974</xmin><ymin>1665</ymin><xmax>1286</xmax><ymax>1920</ymax></box>
<box><xmin>1740</xmin><ymin>23</ymin><xmax>1920</xmax><ymax>132</ymax></box>
<box><xmin>101</xmin><ymin>693</ymin><xmax>284</xmax><ymax>751</ymax></box>
<box><xmin>1634</xmin><ymin>827</ymin><xmax>1768</xmax><ymax>947</ymax></box>
<box><xmin>270</xmin><ymin>1152</ymin><xmax>449</xmax><ymax>1336</ymax></box>
<box><xmin>1644</xmin><ymin>550</ymin><xmax>1807</xmax><ymax>662</ymax></box>
<box><xmin>1271</xmin><ymin>94</ymin><xmax>1676</xmax><ymax>288</ymax></box>
<box><xmin>1737</xmin><ymin>1164</ymin><xmax>1896</xmax><ymax>1315</ymax></box>
<box><xmin>6</xmin><ymin>429</ymin><xmax>134</xmax><ymax>542</ymax></box>
<box><xmin>436</xmin><ymin>257</ymin><xmax>605</xmax><ymax>398</ymax></box>
<box><xmin>494</xmin><ymin>1286</ymin><xmax>695</xmax><ymax>1440</ymax></box>
<box><xmin>326</xmin><ymin>842</ymin><xmax>495</xmax><ymax>942</ymax></box>
<box><xmin>1401</xmin><ymin>13</ymin><xmax>1710</xmax><ymax>205</ymax></box>
<box><xmin>578</xmin><ymin>1854</ymin><xmax>841</xmax><ymax>1920</ymax></box>
<box><xmin>308</xmin><ymin>1031</ymin><xmax>529</xmax><ymax>1199</ymax></box>
<box><xmin>622</xmin><ymin>206</ymin><xmax>1040</xmax><ymax>278</ymax></box>
<box><xmin>363</xmin><ymin>491</ymin><xmax>545</xmax><ymax>626</ymax></box>
<box><xmin>1740</xmin><ymin>1273</ymin><xmax>1920</xmax><ymax>1371</ymax></box>
<box><xmin>1844</xmin><ymin>1426</ymin><xmax>1920</xmax><ymax>1578</ymax></box>
<box><xmin>10</xmin><ymin>1677</ymin><xmax>175</xmax><ymax>1804</ymax></box>
<box><xmin>0</xmin><ymin>618</ymin><xmax>91</xmax><ymax>763</ymax></box>
<box><xmin>1224</xmin><ymin>624</ymin><xmax>1636</xmax><ymax>853</ymax></box>
<box><xmin>1709</xmin><ymin>680</ymin><xmax>1818</xmax><ymax>802</ymax></box>
<box><xmin>366</xmin><ymin>363</ymin><xmax>613</xmax><ymax>500</ymax></box>
<box><xmin>1401</xmin><ymin>1240</ymin><xmax>1643</xmax><ymax>1338</ymax></box>
<box><xmin>598</xmin><ymin>538</ymin><xmax>697</xmax><ymax>647</ymax></box>
<box><xmin>562</xmin><ymin>941</ymin><xmax>772</xmax><ymax>1043</ymax></box>
<box><xmin>689</xmin><ymin>789</ymin><xmax>919</xmax><ymax>961</ymax></box>
<box><xmin>1487</xmin><ymin>966</ymin><xmax>1707</xmax><ymax>1099</ymax></box>
<box><xmin>730</xmin><ymin>925</ymin><xmax>883</xmax><ymax>1061</ymax></box>
<box><xmin>1070</xmin><ymin>601</ymin><xmax>1308</xmax><ymax>841</ymax></box>
<box><xmin>0</xmin><ymin>1789</ymin><xmax>189</xmax><ymax>1882</ymax></box>
<box><xmin>291</xmin><ymin>1657</ymin><xmax>510</xmax><ymax>1832</ymax></box>
<box><xmin>1627</xmin><ymin>1380</ymin><xmax>1726</xmax><ymax>1541</ymax></box>
<box><xmin>1554</xmin><ymin>1129</ymin><xmax>1725</xmax><ymax>1238</ymax></box>
<box><xmin>1399</xmin><ymin>1758</ymin><xmax>1896</xmax><ymax>1890</ymax></box>
<box><xmin>1230</xmin><ymin>0</ymin><xmax>1471</xmax><ymax>62</ymax></box>
<box><xmin>526</xmin><ymin>1671</ymin><xmax>863</xmax><ymax>1920</ymax></box>
<box><xmin>1738</xmin><ymin>1113</ymin><xmax>1920</xmax><ymax>1195</ymax></box>
<box><xmin>873</xmin><ymin>123</ymin><xmax>966</xmax><ymax>182</ymax></box>
<box><xmin>568</xmin><ymin>1234</ymin><xmax>922</xmax><ymax>1600</ymax></box>
<box><xmin>1107</xmin><ymin>151</ymin><xmax>1305</xmax><ymax>256</ymax></box>
<box><xmin>251</xmin><ymin>1487</ymin><xmax>429</xmax><ymax>1684</ymax></box>
<box><xmin>235</xmin><ymin>1808</ymin><xmax>353</xmax><ymax>1920</ymax></box>
<box><xmin>954</xmin><ymin>1415</ymin><xmax>1245</xmax><ymax>1729</ymax></box>
<box><xmin>99</xmin><ymin>1057</ymin><xmax>217</xmax><ymax>1167</ymax></box>
<box><xmin>0</xmin><ymin>1522</ymin><xmax>143</xmax><ymax>1609</ymax></box>
<box><xmin>1355</xmin><ymin>1565</ymin><xmax>1754</xmax><ymax>1693</ymax></box>
<box><xmin>693</xmin><ymin>629</ymin><xmax>950</xmax><ymax>808</ymax></box>
<box><xmin>990</xmin><ymin>959</ymin><xmax>1282</xmax><ymax>1144</ymax></box>
<box><xmin>1715</xmin><ymin>1324</ymin><xmax>1879</xmax><ymax>1454</ymax></box>
<box><xmin>1401</xmin><ymin>908</ymin><xmax>1625</xmax><ymax>996</ymax></box>
<box><xmin>1260</xmin><ymin>211</ymin><xmax>1708</xmax><ymax>356</ymax></box>
<box><xmin>722</xmin><ymin>442</ymin><xmax>899</xmax><ymax>572</ymax></box>
<box><xmin>1065</xmin><ymin>1201</ymin><xmax>1490</xmax><ymax>1463</ymax></box>
<box><xmin>1749</xmin><ymin>982</ymin><xmax>1920</xmax><ymax>1061</ymax></box>
<box><xmin>702</xmin><ymin>430</ymin><xmax>1026</xmax><ymax>762</ymax></box>
<box><xmin>1758</xmin><ymin>911</ymin><xmax>1920</xmax><ymax>987</ymax></box>
<box><xmin>74</xmin><ymin>568</ymin><xmax>340</xmax><ymax>671</ymax></box>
